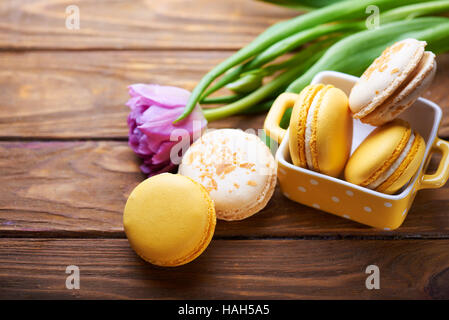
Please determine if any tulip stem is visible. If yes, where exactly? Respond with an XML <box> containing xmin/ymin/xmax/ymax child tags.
<box><xmin>203</xmin><ymin>46</ymin><xmax>325</xmax><ymax>121</ymax></box>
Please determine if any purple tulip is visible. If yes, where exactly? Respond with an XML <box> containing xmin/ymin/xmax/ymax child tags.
<box><xmin>126</xmin><ymin>84</ymin><xmax>207</xmax><ymax>176</ymax></box>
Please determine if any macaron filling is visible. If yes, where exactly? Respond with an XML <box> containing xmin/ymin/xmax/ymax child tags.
<box><xmin>367</xmin><ymin>132</ymin><xmax>415</xmax><ymax>190</ymax></box>
<box><xmin>304</xmin><ymin>86</ymin><xmax>331</xmax><ymax>172</ymax></box>
<box><xmin>294</xmin><ymin>84</ymin><xmax>324</xmax><ymax>168</ymax></box>
<box><xmin>304</xmin><ymin>93</ymin><xmax>319</xmax><ymax>171</ymax></box>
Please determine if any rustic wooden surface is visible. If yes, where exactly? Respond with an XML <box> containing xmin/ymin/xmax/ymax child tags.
<box><xmin>0</xmin><ymin>0</ymin><xmax>448</xmax><ymax>299</ymax></box>
<box><xmin>1</xmin><ymin>239</ymin><xmax>448</xmax><ymax>299</ymax></box>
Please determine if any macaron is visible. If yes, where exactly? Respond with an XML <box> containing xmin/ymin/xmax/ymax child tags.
<box><xmin>288</xmin><ymin>84</ymin><xmax>352</xmax><ymax>177</ymax></box>
<box><xmin>179</xmin><ymin>129</ymin><xmax>276</xmax><ymax>221</ymax></box>
<box><xmin>123</xmin><ymin>173</ymin><xmax>216</xmax><ymax>267</ymax></box>
<box><xmin>349</xmin><ymin>38</ymin><xmax>437</xmax><ymax>126</ymax></box>
<box><xmin>344</xmin><ymin>119</ymin><xmax>426</xmax><ymax>194</ymax></box>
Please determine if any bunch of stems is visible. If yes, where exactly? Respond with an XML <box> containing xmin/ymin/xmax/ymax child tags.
<box><xmin>175</xmin><ymin>0</ymin><xmax>449</xmax><ymax>123</ymax></box>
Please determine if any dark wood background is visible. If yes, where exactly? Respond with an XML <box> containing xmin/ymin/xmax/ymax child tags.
<box><xmin>0</xmin><ymin>0</ymin><xmax>448</xmax><ymax>299</ymax></box>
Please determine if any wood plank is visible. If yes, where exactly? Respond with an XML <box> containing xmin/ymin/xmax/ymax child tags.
<box><xmin>0</xmin><ymin>238</ymin><xmax>448</xmax><ymax>299</ymax></box>
<box><xmin>0</xmin><ymin>51</ymin><xmax>449</xmax><ymax>139</ymax></box>
<box><xmin>0</xmin><ymin>50</ymin><xmax>268</xmax><ymax>138</ymax></box>
<box><xmin>0</xmin><ymin>0</ymin><xmax>295</xmax><ymax>50</ymax></box>
<box><xmin>1</xmin><ymin>141</ymin><xmax>448</xmax><ymax>238</ymax></box>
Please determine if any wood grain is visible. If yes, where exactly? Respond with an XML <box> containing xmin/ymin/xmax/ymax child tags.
<box><xmin>0</xmin><ymin>51</ymin><xmax>448</xmax><ymax>139</ymax></box>
<box><xmin>1</xmin><ymin>141</ymin><xmax>448</xmax><ymax>238</ymax></box>
<box><xmin>1</xmin><ymin>0</ymin><xmax>449</xmax><ymax>301</ymax></box>
<box><xmin>0</xmin><ymin>50</ymin><xmax>270</xmax><ymax>138</ymax></box>
<box><xmin>0</xmin><ymin>0</ymin><xmax>295</xmax><ymax>50</ymax></box>
<box><xmin>0</xmin><ymin>238</ymin><xmax>448</xmax><ymax>299</ymax></box>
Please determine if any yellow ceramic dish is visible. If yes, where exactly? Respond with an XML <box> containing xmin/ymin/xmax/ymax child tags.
<box><xmin>345</xmin><ymin>119</ymin><xmax>426</xmax><ymax>195</ymax></box>
<box><xmin>123</xmin><ymin>173</ymin><xmax>216</xmax><ymax>266</ymax></box>
<box><xmin>264</xmin><ymin>71</ymin><xmax>449</xmax><ymax>230</ymax></box>
<box><xmin>265</xmin><ymin>84</ymin><xmax>352</xmax><ymax>177</ymax></box>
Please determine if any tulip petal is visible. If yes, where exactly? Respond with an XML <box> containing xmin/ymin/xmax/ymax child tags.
<box><xmin>126</xmin><ymin>84</ymin><xmax>207</xmax><ymax>177</ymax></box>
<box><xmin>128</xmin><ymin>84</ymin><xmax>191</xmax><ymax>108</ymax></box>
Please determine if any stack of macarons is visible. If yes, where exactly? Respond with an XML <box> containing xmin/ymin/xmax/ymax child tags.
<box><xmin>124</xmin><ymin>128</ymin><xmax>277</xmax><ymax>266</ymax></box>
<box><xmin>345</xmin><ymin>38</ymin><xmax>433</xmax><ymax>194</ymax></box>
<box><xmin>278</xmin><ymin>38</ymin><xmax>433</xmax><ymax>195</ymax></box>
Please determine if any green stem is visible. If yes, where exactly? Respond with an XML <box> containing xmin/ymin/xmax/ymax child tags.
<box><xmin>286</xmin><ymin>17</ymin><xmax>449</xmax><ymax>94</ymax></box>
<box><xmin>264</xmin><ymin>36</ymin><xmax>340</xmax><ymax>74</ymax></box>
<box><xmin>201</xmin><ymin>94</ymin><xmax>244</xmax><ymax>104</ymax></box>
<box><xmin>177</xmin><ymin>0</ymin><xmax>424</xmax><ymax>122</ymax></box>
<box><xmin>200</xmin><ymin>65</ymin><xmax>246</xmax><ymax>100</ymax></box>
<box><xmin>239</xmin><ymin>98</ymin><xmax>277</xmax><ymax>115</ymax></box>
<box><xmin>202</xmin><ymin>36</ymin><xmax>340</xmax><ymax>101</ymax></box>
<box><xmin>203</xmin><ymin>46</ymin><xmax>325</xmax><ymax>121</ymax></box>
<box><xmin>245</xmin><ymin>22</ymin><xmax>360</xmax><ymax>70</ymax></box>
<box><xmin>379</xmin><ymin>0</ymin><xmax>449</xmax><ymax>24</ymax></box>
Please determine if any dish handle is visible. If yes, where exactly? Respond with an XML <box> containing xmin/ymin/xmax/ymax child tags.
<box><xmin>419</xmin><ymin>138</ymin><xmax>449</xmax><ymax>190</ymax></box>
<box><xmin>263</xmin><ymin>93</ymin><xmax>299</xmax><ymax>144</ymax></box>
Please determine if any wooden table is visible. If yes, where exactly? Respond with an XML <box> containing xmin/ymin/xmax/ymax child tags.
<box><xmin>1</xmin><ymin>0</ymin><xmax>448</xmax><ymax>299</ymax></box>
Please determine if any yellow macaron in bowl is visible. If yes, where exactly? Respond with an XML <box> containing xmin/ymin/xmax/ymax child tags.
<box><xmin>265</xmin><ymin>70</ymin><xmax>449</xmax><ymax>230</ymax></box>
<box><xmin>123</xmin><ymin>173</ymin><xmax>216</xmax><ymax>267</ymax></box>
<box><xmin>344</xmin><ymin>119</ymin><xmax>426</xmax><ymax>195</ymax></box>
<box><xmin>265</xmin><ymin>84</ymin><xmax>352</xmax><ymax>178</ymax></box>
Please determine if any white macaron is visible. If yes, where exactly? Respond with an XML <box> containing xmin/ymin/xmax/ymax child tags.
<box><xmin>349</xmin><ymin>38</ymin><xmax>436</xmax><ymax>126</ymax></box>
<box><xmin>179</xmin><ymin>129</ymin><xmax>277</xmax><ymax>221</ymax></box>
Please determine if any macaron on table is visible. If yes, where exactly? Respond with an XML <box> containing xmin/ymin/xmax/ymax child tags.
<box><xmin>2</xmin><ymin>1</ymin><xmax>449</xmax><ymax>300</ymax></box>
<box><xmin>179</xmin><ymin>129</ymin><xmax>277</xmax><ymax>221</ymax></box>
<box><xmin>124</xmin><ymin>173</ymin><xmax>216</xmax><ymax>266</ymax></box>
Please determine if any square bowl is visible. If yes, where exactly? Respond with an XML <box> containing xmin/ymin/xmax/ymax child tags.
<box><xmin>264</xmin><ymin>71</ymin><xmax>449</xmax><ymax>230</ymax></box>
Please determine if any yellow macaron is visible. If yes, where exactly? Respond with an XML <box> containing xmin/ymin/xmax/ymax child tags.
<box><xmin>288</xmin><ymin>84</ymin><xmax>353</xmax><ymax>177</ymax></box>
<box><xmin>344</xmin><ymin>119</ymin><xmax>426</xmax><ymax>194</ymax></box>
<box><xmin>123</xmin><ymin>173</ymin><xmax>216</xmax><ymax>267</ymax></box>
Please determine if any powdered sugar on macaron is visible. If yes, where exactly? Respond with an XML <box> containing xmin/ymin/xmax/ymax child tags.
<box><xmin>349</xmin><ymin>38</ymin><xmax>435</xmax><ymax>125</ymax></box>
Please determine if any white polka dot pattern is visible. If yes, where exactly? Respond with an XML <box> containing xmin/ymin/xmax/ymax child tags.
<box><xmin>331</xmin><ymin>196</ymin><xmax>340</xmax><ymax>203</ymax></box>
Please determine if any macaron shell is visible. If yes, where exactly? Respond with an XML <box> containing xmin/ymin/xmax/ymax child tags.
<box><xmin>377</xmin><ymin>133</ymin><xmax>426</xmax><ymax>194</ymax></box>
<box><xmin>310</xmin><ymin>87</ymin><xmax>352</xmax><ymax>177</ymax></box>
<box><xmin>123</xmin><ymin>173</ymin><xmax>216</xmax><ymax>267</ymax></box>
<box><xmin>289</xmin><ymin>84</ymin><xmax>324</xmax><ymax>168</ymax></box>
<box><xmin>349</xmin><ymin>39</ymin><xmax>426</xmax><ymax>118</ymax></box>
<box><xmin>361</xmin><ymin>51</ymin><xmax>437</xmax><ymax>126</ymax></box>
<box><xmin>179</xmin><ymin>129</ymin><xmax>276</xmax><ymax>221</ymax></box>
<box><xmin>344</xmin><ymin>120</ymin><xmax>411</xmax><ymax>187</ymax></box>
